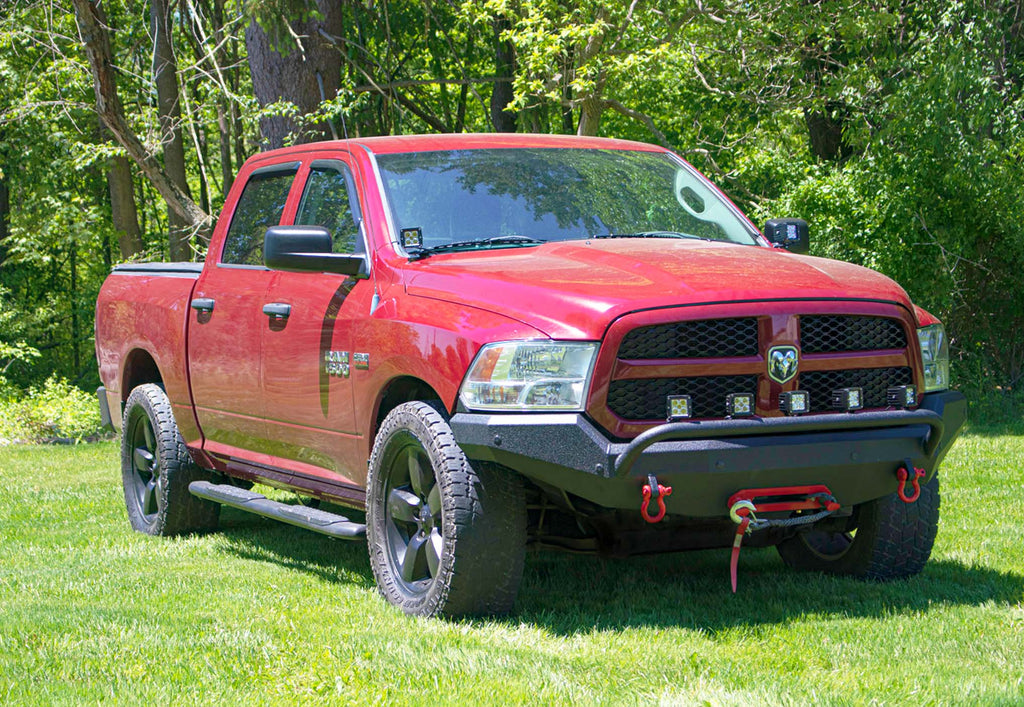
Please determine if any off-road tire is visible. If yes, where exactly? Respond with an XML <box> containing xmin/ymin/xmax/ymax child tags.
<box><xmin>366</xmin><ymin>401</ymin><xmax>527</xmax><ymax>618</ymax></box>
<box><xmin>121</xmin><ymin>384</ymin><xmax>220</xmax><ymax>535</ymax></box>
<box><xmin>776</xmin><ymin>475</ymin><xmax>939</xmax><ymax>580</ymax></box>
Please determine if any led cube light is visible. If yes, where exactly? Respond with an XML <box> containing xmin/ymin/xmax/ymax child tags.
<box><xmin>666</xmin><ymin>395</ymin><xmax>693</xmax><ymax>421</ymax></box>
<box><xmin>832</xmin><ymin>387</ymin><xmax>864</xmax><ymax>411</ymax></box>
<box><xmin>725</xmin><ymin>393</ymin><xmax>754</xmax><ymax>417</ymax></box>
<box><xmin>887</xmin><ymin>385</ymin><xmax>917</xmax><ymax>408</ymax></box>
<box><xmin>779</xmin><ymin>391</ymin><xmax>810</xmax><ymax>415</ymax></box>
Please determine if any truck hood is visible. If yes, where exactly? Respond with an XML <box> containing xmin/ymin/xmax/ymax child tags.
<box><xmin>404</xmin><ymin>239</ymin><xmax>913</xmax><ymax>339</ymax></box>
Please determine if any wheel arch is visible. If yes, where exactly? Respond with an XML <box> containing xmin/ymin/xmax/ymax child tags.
<box><xmin>372</xmin><ymin>375</ymin><xmax>444</xmax><ymax>442</ymax></box>
<box><xmin>120</xmin><ymin>348</ymin><xmax>163</xmax><ymax>401</ymax></box>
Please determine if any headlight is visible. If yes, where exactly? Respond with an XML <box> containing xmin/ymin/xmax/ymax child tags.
<box><xmin>917</xmin><ymin>324</ymin><xmax>950</xmax><ymax>392</ymax></box>
<box><xmin>459</xmin><ymin>341</ymin><xmax>598</xmax><ymax>411</ymax></box>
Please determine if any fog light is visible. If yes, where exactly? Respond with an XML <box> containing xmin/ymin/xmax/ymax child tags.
<box><xmin>887</xmin><ymin>385</ymin><xmax>917</xmax><ymax>408</ymax></box>
<box><xmin>667</xmin><ymin>395</ymin><xmax>692</xmax><ymax>421</ymax></box>
<box><xmin>725</xmin><ymin>393</ymin><xmax>754</xmax><ymax>417</ymax></box>
<box><xmin>832</xmin><ymin>387</ymin><xmax>863</xmax><ymax>411</ymax></box>
<box><xmin>779</xmin><ymin>391</ymin><xmax>809</xmax><ymax>415</ymax></box>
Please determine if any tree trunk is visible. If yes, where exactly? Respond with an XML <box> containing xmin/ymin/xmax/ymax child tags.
<box><xmin>245</xmin><ymin>1</ymin><xmax>344</xmax><ymax>149</ymax></box>
<box><xmin>0</xmin><ymin>140</ymin><xmax>9</xmax><ymax>268</ymax></box>
<box><xmin>804</xmin><ymin>106</ymin><xmax>851</xmax><ymax>162</ymax></box>
<box><xmin>490</xmin><ymin>18</ymin><xmax>517</xmax><ymax>133</ymax></box>
<box><xmin>108</xmin><ymin>153</ymin><xmax>143</xmax><ymax>258</ymax></box>
<box><xmin>69</xmin><ymin>239</ymin><xmax>80</xmax><ymax>376</ymax></box>
<box><xmin>71</xmin><ymin>0</ymin><xmax>211</xmax><ymax>234</ymax></box>
<box><xmin>151</xmin><ymin>0</ymin><xmax>193</xmax><ymax>260</ymax></box>
<box><xmin>576</xmin><ymin>97</ymin><xmax>605</xmax><ymax>136</ymax></box>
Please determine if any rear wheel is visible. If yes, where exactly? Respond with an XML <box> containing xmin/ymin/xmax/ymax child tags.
<box><xmin>121</xmin><ymin>384</ymin><xmax>219</xmax><ymax>536</ymax></box>
<box><xmin>366</xmin><ymin>401</ymin><xmax>526</xmax><ymax>617</ymax></box>
<box><xmin>776</xmin><ymin>475</ymin><xmax>939</xmax><ymax>580</ymax></box>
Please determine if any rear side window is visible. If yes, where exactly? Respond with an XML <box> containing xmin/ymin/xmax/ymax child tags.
<box><xmin>221</xmin><ymin>168</ymin><xmax>297</xmax><ymax>265</ymax></box>
<box><xmin>295</xmin><ymin>164</ymin><xmax>362</xmax><ymax>254</ymax></box>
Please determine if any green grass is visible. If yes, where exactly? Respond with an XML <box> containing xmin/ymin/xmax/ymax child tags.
<box><xmin>1</xmin><ymin>430</ymin><xmax>1023</xmax><ymax>705</ymax></box>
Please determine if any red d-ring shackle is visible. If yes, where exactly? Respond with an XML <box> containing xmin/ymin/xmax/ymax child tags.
<box><xmin>897</xmin><ymin>460</ymin><xmax>926</xmax><ymax>503</ymax></box>
<box><xmin>641</xmin><ymin>476</ymin><xmax>673</xmax><ymax>523</ymax></box>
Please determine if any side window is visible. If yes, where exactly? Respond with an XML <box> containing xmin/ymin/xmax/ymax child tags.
<box><xmin>295</xmin><ymin>164</ymin><xmax>361</xmax><ymax>254</ymax></box>
<box><xmin>221</xmin><ymin>169</ymin><xmax>297</xmax><ymax>266</ymax></box>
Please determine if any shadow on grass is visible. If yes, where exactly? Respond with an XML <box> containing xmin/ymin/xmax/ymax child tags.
<box><xmin>509</xmin><ymin>549</ymin><xmax>1024</xmax><ymax>634</ymax></box>
<box><xmin>201</xmin><ymin>505</ymin><xmax>1023</xmax><ymax>632</ymax></box>
<box><xmin>212</xmin><ymin>505</ymin><xmax>374</xmax><ymax>589</ymax></box>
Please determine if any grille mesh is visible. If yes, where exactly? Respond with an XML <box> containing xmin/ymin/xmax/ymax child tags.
<box><xmin>799</xmin><ymin>367</ymin><xmax>912</xmax><ymax>413</ymax></box>
<box><xmin>618</xmin><ymin>318</ymin><xmax>758</xmax><ymax>360</ymax></box>
<box><xmin>607</xmin><ymin>375</ymin><xmax>759</xmax><ymax>420</ymax></box>
<box><xmin>801</xmin><ymin>316</ymin><xmax>906</xmax><ymax>353</ymax></box>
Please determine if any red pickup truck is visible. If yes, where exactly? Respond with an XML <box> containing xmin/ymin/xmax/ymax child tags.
<box><xmin>95</xmin><ymin>133</ymin><xmax>965</xmax><ymax>616</ymax></box>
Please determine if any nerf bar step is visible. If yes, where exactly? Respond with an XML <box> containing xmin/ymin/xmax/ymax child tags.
<box><xmin>189</xmin><ymin>480</ymin><xmax>366</xmax><ymax>539</ymax></box>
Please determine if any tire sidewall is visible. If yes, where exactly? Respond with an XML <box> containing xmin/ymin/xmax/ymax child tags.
<box><xmin>366</xmin><ymin>404</ymin><xmax>453</xmax><ymax>616</ymax></box>
<box><xmin>120</xmin><ymin>384</ymin><xmax>217</xmax><ymax>536</ymax></box>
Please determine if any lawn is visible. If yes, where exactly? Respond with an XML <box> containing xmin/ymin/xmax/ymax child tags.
<box><xmin>1</xmin><ymin>428</ymin><xmax>1022</xmax><ymax>705</ymax></box>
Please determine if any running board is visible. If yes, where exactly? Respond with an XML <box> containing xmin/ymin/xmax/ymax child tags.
<box><xmin>189</xmin><ymin>481</ymin><xmax>366</xmax><ymax>539</ymax></box>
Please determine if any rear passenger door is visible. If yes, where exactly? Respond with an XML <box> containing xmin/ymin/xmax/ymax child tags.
<box><xmin>260</xmin><ymin>155</ymin><xmax>373</xmax><ymax>486</ymax></box>
<box><xmin>190</xmin><ymin>163</ymin><xmax>300</xmax><ymax>460</ymax></box>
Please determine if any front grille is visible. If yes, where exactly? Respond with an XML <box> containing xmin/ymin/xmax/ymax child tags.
<box><xmin>618</xmin><ymin>318</ymin><xmax>758</xmax><ymax>359</ymax></box>
<box><xmin>799</xmin><ymin>367</ymin><xmax>912</xmax><ymax>412</ymax></box>
<box><xmin>801</xmin><ymin>315</ymin><xmax>906</xmax><ymax>353</ymax></box>
<box><xmin>608</xmin><ymin>375</ymin><xmax>759</xmax><ymax>420</ymax></box>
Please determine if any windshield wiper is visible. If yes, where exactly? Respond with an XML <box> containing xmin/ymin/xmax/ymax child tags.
<box><xmin>408</xmin><ymin>235</ymin><xmax>545</xmax><ymax>260</ymax></box>
<box><xmin>590</xmin><ymin>231</ymin><xmax>711</xmax><ymax>241</ymax></box>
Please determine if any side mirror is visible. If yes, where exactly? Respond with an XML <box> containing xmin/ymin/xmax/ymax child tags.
<box><xmin>763</xmin><ymin>218</ymin><xmax>810</xmax><ymax>255</ymax></box>
<box><xmin>263</xmin><ymin>225</ymin><xmax>368</xmax><ymax>277</ymax></box>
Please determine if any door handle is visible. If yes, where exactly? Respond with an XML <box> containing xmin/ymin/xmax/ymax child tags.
<box><xmin>263</xmin><ymin>302</ymin><xmax>291</xmax><ymax>318</ymax></box>
<box><xmin>190</xmin><ymin>298</ymin><xmax>215</xmax><ymax>313</ymax></box>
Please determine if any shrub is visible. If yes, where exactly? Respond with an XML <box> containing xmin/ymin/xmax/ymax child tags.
<box><xmin>0</xmin><ymin>376</ymin><xmax>106</xmax><ymax>444</ymax></box>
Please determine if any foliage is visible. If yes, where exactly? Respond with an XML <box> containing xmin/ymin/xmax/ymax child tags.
<box><xmin>0</xmin><ymin>0</ymin><xmax>1022</xmax><ymax>416</ymax></box>
<box><xmin>1</xmin><ymin>433</ymin><xmax>1023</xmax><ymax>702</ymax></box>
<box><xmin>0</xmin><ymin>375</ymin><xmax>106</xmax><ymax>444</ymax></box>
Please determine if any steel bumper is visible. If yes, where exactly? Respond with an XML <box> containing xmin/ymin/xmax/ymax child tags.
<box><xmin>450</xmin><ymin>391</ymin><xmax>967</xmax><ymax>517</ymax></box>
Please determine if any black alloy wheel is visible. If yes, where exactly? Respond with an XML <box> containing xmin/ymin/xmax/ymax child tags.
<box><xmin>383</xmin><ymin>441</ymin><xmax>444</xmax><ymax>593</ymax></box>
<box><xmin>366</xmin><ymin>401</ymin><xmax>527</xmax><ymax>617</ymax></box>
<box><xmin>126</xmin><ymin>407</ymin><xmax>163</xmax><ymax>524</ymax></box>
<box><xmin>120</xmin><ymin>384</ymin><xmax>219</xmax><ymax>536</ymax></box>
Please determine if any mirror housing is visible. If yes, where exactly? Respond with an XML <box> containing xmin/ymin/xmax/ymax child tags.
<box><xmin>763</xmin><ymin>218</ymin><xmax>810</xmax><ymax>255</ymax></box>
<box><xmin>263</xmin><ymin>225</ymin><xmax>368</xmax><ymax>277</ymax></box>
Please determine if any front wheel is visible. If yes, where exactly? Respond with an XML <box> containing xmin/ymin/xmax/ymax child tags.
<box><xmin>121</xmin><ymin>384</ymin><xmax>220</xmax><ymax>536</ymax></box>
<box><xmin>776</xmin><ymin>475</ymin><xmax>940</xmax><ymax>580</ymax></box>
<box><xmin>366</xmin><ymin>401</ymin><xmax>526</xmax><ymax>617</ymax></box>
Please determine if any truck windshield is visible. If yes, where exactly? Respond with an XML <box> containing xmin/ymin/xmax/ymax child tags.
<box><xmin>376</xmin><ymin>148</ymin><xmax>761</xmax><ymax>251</ymax></box>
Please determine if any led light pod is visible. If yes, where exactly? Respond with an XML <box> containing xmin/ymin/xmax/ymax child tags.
<box><xmin>725</xmin><ymin>393</ymin><xmax>754</xmax><ymax>417</ymax></box>
<box><xmin>666</xmin><ymin>395</ymin><xmax>693</xmax><ymax>421</ymax></box>
<box><xmin>779</xmin><ymin>391</ymin><xmax>810</xmax><ymax>415</ymax></box>
<box><xmin>887</xmin><ymin>385</ymin><xmax>917</xmax><ymax>408</ymax></box>
<box><xmin>832</xmin><ymin>387</ymin><xmax>863</xmax><ymax>411</ymax></box>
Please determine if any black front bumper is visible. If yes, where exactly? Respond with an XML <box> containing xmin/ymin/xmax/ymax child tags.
<box><xmin>450</xmin><ymin>391</ymin><xmax>967</xmax><ymax>517</ymax></box>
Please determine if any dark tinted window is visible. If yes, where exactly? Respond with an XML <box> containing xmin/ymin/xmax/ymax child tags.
<box><xmin>296</xmin><ymin>165</ymin><xmax>361</xmax><ymax>254</ymax></box>
<box><xmin>221</xmin><ymin>169</ymin><xmax>296</xmax><ymax>265</ymax></box>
